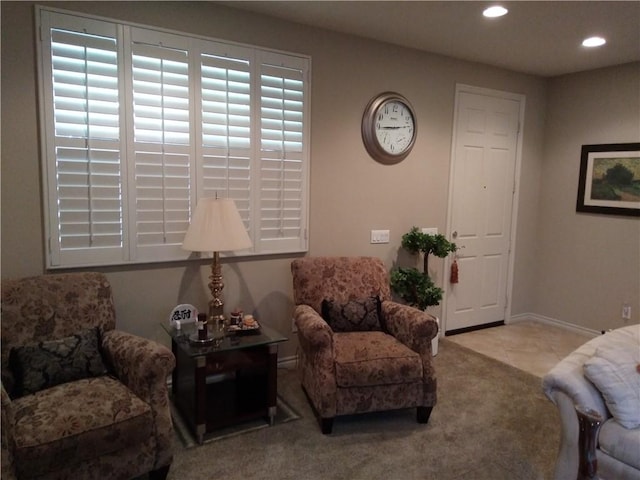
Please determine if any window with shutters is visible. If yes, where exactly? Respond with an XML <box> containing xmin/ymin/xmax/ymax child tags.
<box><xmin>37</xmin><ymin>8</ymin><xmax>310</xmax><ymax>268</ymax></box>
<box><xmin>258</xmin><ymin>54</ymin><xmax>307</xmax><ymax>254</ymax></box>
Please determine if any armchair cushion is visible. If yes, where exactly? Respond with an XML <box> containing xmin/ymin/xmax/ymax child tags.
<box><xmin>321</xmin><ymin>296</ymin><xmax>383</xmax><ymax>332</ymax></box>
<box><xmin>583</xmin><ymin>344</ymin><xmax>640</xmax><ymax>429</ymax></box>
<box><xmin>9</xmin><ymin>376</ymin><xmax>153</xmax><ymax>479</ymax></box>
<box><xmin>8</xmin><ymin>327</ymin><xmax>108</xmax><ymax>398</ymax></box>
<box><xmin>334</xmin><ymin>331</ymin><xmax>422</xmax><ymax>387</ymax></box>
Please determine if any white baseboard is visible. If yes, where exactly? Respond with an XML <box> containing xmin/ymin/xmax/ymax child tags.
<box><xmin>278</xmin><ymin>355</ymin><xmax>297</xmax><ymax>369</ymax></box>
<box><xmin>508</xmin><ymin>313</ymin><xmax>600</xmax><ymax>338</ymax></box>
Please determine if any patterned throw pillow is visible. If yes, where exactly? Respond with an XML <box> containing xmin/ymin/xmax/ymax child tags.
<box><xmin>9</xmin><ymin>327</ymin><xmax>108</xmax><ymax>398</ymax></box>
<box><xmin>321</xmin><ymin>296</ymin><xmax>383</xmax><ymax>332</ymax></box>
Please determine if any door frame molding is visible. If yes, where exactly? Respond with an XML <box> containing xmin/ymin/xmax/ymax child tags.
<box><xmin>442</xmin><ymin>83</ymin><xmax>526</xmax><ymax>334</ymax></box>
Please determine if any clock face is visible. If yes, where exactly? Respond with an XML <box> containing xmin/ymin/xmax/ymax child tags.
<box><xmin>362</xmin><ymin>92</ymin><xmax>417</xmax><ymax>164</ymax></box>
<box><xmin>374</xmin><ymin>100</ymin><xmax>415</xmax><ymax>155</ymax></box>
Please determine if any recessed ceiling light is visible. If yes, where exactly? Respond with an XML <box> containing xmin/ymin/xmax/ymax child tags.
<box><xmin>582</xmin><ymin>36</ymin><xmax>606</xmax><ymax>48</ymax></box>
<box><xmin>483</xmin><ymin>6</ymin><xmax>509</xmax><ymax>18</ymax></box>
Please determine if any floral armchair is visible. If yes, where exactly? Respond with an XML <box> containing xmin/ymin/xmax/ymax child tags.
<box><xmin>1</xmin><ymin>272</ymin><xmax>175</xmax><ymax>480</ymax></box>
<box><xmin>291</xmin><ymin>256</ymin><xmax>438</xmax><ymax>434</ymax></box>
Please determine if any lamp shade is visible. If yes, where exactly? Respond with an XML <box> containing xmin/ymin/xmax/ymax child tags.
<box><xmin>182</xmin><ymin>197</ymin><xmax>252</xmax><ymax>253</ymax></box>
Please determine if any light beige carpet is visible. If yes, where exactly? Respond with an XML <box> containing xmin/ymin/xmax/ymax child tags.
<box><xmin>158</xmin><ymin>339</ymin><xmax>560</xmax><ymax>480</ymax></box>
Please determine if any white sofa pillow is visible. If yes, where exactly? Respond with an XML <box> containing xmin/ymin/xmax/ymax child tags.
<box><xmin>584</xmin><ymin>344</ymin><xmax>640</xmax><ymax>429</ymax></box>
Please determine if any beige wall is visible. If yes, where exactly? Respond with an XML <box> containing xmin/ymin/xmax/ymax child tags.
<box><xmin>534</xmin><ymin>63</ymin><xmax>640</xmax><ymax>332</ymax></box>
<box><xmin>1</xmin><ymin>2</ymin><xmax>634</xmax><ymax>358</ymax></box>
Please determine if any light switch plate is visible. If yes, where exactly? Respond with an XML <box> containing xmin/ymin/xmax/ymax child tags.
<box><xmin>370</xmin><ymin>229</ymin><xmax>390</xmax><ymax>244</ymax></box>
<box><xmin>422</xmin><ymin>227</ymin><xmax>438</xmax><ymax>235</ymax></box>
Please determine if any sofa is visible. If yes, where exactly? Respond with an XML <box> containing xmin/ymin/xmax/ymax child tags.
<box><xmin>1</xmin><ymin>272</ymin><xmax>176</xmax><ymax>480</ymax></box>
<box><xmin>291</xmin><ymin>256</ymin><xmax>438</xmax><ymax>434</ymax></box>
<box><xmin>542</xmin><ymin>324</ymin><xmax>640</xmax><ymax>480</ymax></box>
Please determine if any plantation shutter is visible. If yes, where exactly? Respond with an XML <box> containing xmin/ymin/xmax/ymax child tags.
<box><xmin>199</xmin><ymin>44</ymin><xmax>253</xmax><ymax>234</ymax></box>
<box><xmin>258</xmin><ymin>52</ymin><xmax>308</xmax><ymax>253</ymax></box>
<box><xmin>129</xmin><ymin>29</ymin><xmax>192</xmax><ymax>261</ymax></box>
<box><xmin>39</xmin><ymin>8</ymin><xmax>310</xmax><ymax>268</ymax></box>
<box><xmin>42</xmin><ymin>12</ymin><xmax>125</xmax><ymax>267</ymax></box>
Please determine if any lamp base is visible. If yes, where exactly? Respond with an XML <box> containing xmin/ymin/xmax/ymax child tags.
<box><xmin>188</xmin><ymin>333</ymin><xmax>216</xmax><ymax>345</ymax></box>
<box><xmin>208</xmin><ymin>251</ymin><xmax>225</xmax><ymax>323</ymax></box>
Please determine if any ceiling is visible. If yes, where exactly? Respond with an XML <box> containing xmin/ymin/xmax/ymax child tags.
<box><xmin>218</xmin><ymin>1</ymin><xmax>640</xmax><ymax>77</ymax></box>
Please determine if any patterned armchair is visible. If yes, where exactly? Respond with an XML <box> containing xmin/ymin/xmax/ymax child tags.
<box><xmin>1</xmin><ymin>272</ymin><xmax>175</xmax><ymax>480</ymax></box>
<box><xmin>291</xmin><ymin>256</ymin><xmax>438</xmax><ymax>434</ymax></box>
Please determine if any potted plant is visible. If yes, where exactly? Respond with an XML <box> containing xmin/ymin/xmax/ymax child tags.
<box><xmin>390</xmin><ymin>226</ymin><xmax>457</xmax><ymax>310</ymax></box>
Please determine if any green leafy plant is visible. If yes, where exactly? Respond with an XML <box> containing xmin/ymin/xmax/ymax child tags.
<box><xmin>390</xmin><ymin>226</ymin><xmax>457</xmax><ymax>310</ymax></box>
<box><xmin>390</xmin><ymin>267</ymin><xmax>444</xmax><ymax>311</ymax></box>
<box><xmin>604</xmin><ymin>164</ymin><xmax>634</xmax><ymax>185</ymax></box>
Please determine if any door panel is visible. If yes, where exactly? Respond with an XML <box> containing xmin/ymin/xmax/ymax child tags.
<box><xmin>446</xmin><ymin>88</ymin><xmax>522</xmax><ymax>332</ymax></box>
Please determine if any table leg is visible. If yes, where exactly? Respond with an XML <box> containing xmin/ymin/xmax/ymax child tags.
<box><xmin>575</xmin><ymin>404</ymin><xmax>603</xmax><ymax>480</ymax></box>
<box><xmin>171</xmin><ymin>340</ymin><xmax>178</xmax><ymax>396</ymax></box>
<box><xmin>195</xmin><ymin>356</ymin><xmax>207</xmax><ymax>444</ymax></box>
<box><xmin>267</xmin><ymin>344</ymin><xmax>278</xmax><ymax>425</ymax></box>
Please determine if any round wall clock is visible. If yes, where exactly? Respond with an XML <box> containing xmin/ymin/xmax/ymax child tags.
<box><xmin>362</xmin><ymin>92</ymin><xmax>417</xmax><ymax>164</ymax></box>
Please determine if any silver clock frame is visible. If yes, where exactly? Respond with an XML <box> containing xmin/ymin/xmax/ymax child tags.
<box><xmin>361</xmin><ymin>91</ymin><xmax>417</xmax><ymax>164</ymax></box>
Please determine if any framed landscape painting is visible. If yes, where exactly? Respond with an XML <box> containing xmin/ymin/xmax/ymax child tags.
<box><xmin>576</xmin><ymin>143</ymin><xmax>640</xmax><ymax>217</ymax></box>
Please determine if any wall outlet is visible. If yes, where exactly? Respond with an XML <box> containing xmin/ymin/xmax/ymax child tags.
<box><xmin>370</xmin><ymin>229</ymin><xmax>390</xmax><ymax>244</ymax></box>
<box><xmin>622</xmin><ymin>303</ymin><xmax>631</xmax><ymax>320</ymax></box>
<box><xmin>422</xmin><ymin>227</ymin><xmax>438</xmax><ymax>235</ymax></box>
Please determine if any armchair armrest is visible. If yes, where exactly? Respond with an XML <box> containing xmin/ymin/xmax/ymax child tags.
<box><xmin>2</xmin><ymin>381</ymin><xmax>13</xmax><ymax>445</ymax></box>
<box><xmin>293</xmin><ymin>304</ymin><xmax>338</xmax><ymax>418</ymax></box>
<box><xmin>1</xmin><ymin>382</ymin><xmax>17</xmax><ymax>480</ymax></box>
<box><xmin>1</xmin><ymin>381</ymin><xmax>11</xmax><ymax>415</ymax></box>
<box><xmin>542</xmin><ymin>345</ymin><xmax>608</xmax><ymax>419</ymax></box>
<box><xmin>102</xmin><ymin>330</ymin><xmax>175</xmax><ymax>404</ymax></box>
<box><xmin>101</xmin><ymin>330</ymin><xmax>176</xmax><ymax>469</ymax></box>
<box><xmin>382</xmin><ymin>301</ymin><xmax>438</xmax><ymax>407</ymax></box>
<box><xmin>541</xmin><ymin>334</ymin><xmax>612</xmax><ymax>480</ymax></box>
<box><xmin>294</xmin><ymin>304</ymin><xmax>334</xmax><ymax>351</ymax></box>
<box><xmin>381</xmin><ymin>301</ymin><xmax>437</xmax><ymax>355</ymax></box>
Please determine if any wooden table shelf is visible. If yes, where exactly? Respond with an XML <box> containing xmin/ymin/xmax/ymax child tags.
<box><xmin>163</xmin><ymin>323</ymin><xmax>287</xmax><ymax>443</ymax></box>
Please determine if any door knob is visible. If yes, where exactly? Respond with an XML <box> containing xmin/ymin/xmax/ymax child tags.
<box><xmin>452</xmin><ymin>231</ymin><xmax>458</xmax><ymax>239</ymax></box>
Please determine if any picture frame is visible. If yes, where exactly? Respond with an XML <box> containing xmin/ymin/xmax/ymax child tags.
<box><xmin>576</xmin><ymin>143</ymin><xmax>640</xmax><ymax>217</ymax></box>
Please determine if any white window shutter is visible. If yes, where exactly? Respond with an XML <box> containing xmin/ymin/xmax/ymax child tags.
<box><xmin>129</xmin><ymin>30</ymin><xmax>192</xmax><ymax>261</ymax></box>
<box><xmin>257</xmin><ymin>52</ymin><xmax>309</xmax><ymax>253</ymax></box>
<box><xmin>41</xmin><ymin>12</ymin><xmax>126</xmax><ymax>267</ymax></box>
<box><xmin>199</xmin><ymin>46</ymin><xmax>253</xmax><ymax>234</ymax></box>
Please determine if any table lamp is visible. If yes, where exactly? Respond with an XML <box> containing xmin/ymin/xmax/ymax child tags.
<box><xmin>182</xmin><ymin>197</ymin><xmax>252</xmax><ymax>324</ymax></box>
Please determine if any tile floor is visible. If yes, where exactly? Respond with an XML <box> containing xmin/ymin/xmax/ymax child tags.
<box><xmin>445</xmin><ymin>320</ymin><xmax>595</xmax><ymax>378</ymax></box>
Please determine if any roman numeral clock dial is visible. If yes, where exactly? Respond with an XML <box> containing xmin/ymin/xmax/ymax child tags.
<box><xmin>362</xmin><ymin>92</ymin><xmax>417</xmax><ymax>164</ymax></box>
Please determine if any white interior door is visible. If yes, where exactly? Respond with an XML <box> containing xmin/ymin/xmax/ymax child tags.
<box><xmin>445</xmin><ymin>85</ymin><xmax>523</xmax><ymax>333</ymax></box>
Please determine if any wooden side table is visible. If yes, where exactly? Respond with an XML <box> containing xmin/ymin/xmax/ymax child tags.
<box><xmin>162</xmin><ymin>322</ymin><xmax>287</xmax><ymax>444</ymax></box>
